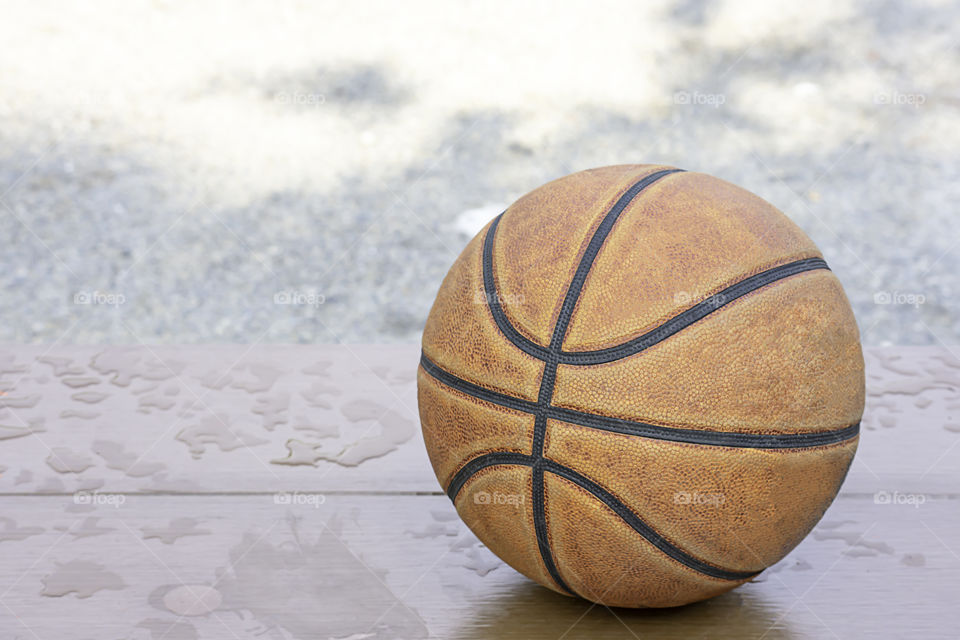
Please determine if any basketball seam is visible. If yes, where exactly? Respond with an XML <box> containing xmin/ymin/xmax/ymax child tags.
<box><xmin>420</xmin><ymin>354</ymin><xmax>861</xmax><ymax>448</ymax></box>
<box><xmin>419</xmin><ymin>356</ymin><xmax>538</xmax><ymax>413</ymax></box>
<box><xmin>514</xmin><ymin>169</ymin><xmax>681</xmax><ymax>596</ymax></box>
<box><xmin>483</xmin><ymin>211</ymin><xmax>833</xmax><ymax>366</ymax></box>
<box><xmin>559</xmin><ymin>257</ymin><xmax>829</xmax><ymax>363</ymax></box>
<box><xmin>482</xmin><ymin>214</ymin><xmax>552</xmax><ymax>360</ymax></box>
<box><xmin>547</xmin><ymin>171</ymin><xmax>682</xmax><ymax>351</ymax></box>
<box><xmin>542</xmin><ymin>461</ymin><xmax>761</xmax><ymax>581</ymax></box>
<box><xmin>548</xmin><ymin>404</ymin><xmax>861</xmax><ymax>447</ymax></box>
<box><xmin>445</xmin><ymin>452</ymin><xmax>534</xmax><ymax>501</ymax></box>
<box><xmin>445</xmin><ymin>453</ymin><xmax>759</xmax><ymax>582</ymax></box>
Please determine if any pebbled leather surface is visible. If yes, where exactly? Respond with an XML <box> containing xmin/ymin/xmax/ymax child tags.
<box><xmin>543</xmin><ymin>419</ymin><xmax>857</xmax><ymax>572</ymax></box>
<box><xmin>421</xmin><ymin>219</ymin><xmax>546</xmax><ymax>402</ymax></box>
<box><xmin>563</xmin><ymin>171</ymin><xmax>825</xmax><ymax>352</ymax></box>
<box><xmin>418</xmin><ymin>164</ymin><xmax>864</xmax><ymax>607</ymax></box>
<box><xmin>455</xmin><ymin>465</ymin><xmax>563</xmax><ymax>593</ymax></box>
<box><xmin>544</xmin><ymin>472</ymin><xmax>746</xmax><ymax>608</ymax></box>
<box><xmin>493</xmin><ymin>165</ymin><xmax>671</xmax><ymax>347</ymax></box>
<box><xmin>552</xmin><ymin>270</ymin><xmax>865</xmax><ymax>433</ymax></box>
<box><xmin>418</xmin><ymin>370</ymin><xmax>535</xmax><ymax>488</ymax></box>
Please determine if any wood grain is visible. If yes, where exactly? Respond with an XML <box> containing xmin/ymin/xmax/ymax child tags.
<box><xmin>1</xmin><ymin>345</ymin><xmax>958</xmax><ymax>638</ymax></box>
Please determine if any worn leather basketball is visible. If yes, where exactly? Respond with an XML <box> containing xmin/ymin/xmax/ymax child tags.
<box><xmin>417</xmin><ymin>165</ymin><xmax>864</xmax><ymax>608</ymax></box>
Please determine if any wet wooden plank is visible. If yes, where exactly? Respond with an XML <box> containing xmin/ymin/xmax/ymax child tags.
<box><xmin>0</xmin><ymin>493</ymin><xmax>955</xmax><ymax>639</ymax></box>
<box><xmin>850</xmin><ymin>347</ymin><xmax>960</xmax><ymax>495</ymax></box>
<box><xmin>0</xmin><ymin>345</ymin><xmax>437</xmax><ymax>494</ymax></box>
<box><xmin>0</xmin><ymin>345</ymin><xmax>958</xmax><ymax>637</ymax></box>
<box><xmin>2</xmin><ymin>345</ymin><xmax>960</xmax><ymax>495</ymax></box>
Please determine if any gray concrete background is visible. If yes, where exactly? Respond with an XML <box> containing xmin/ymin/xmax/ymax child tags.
<box><xmin>0</xmin><ymin>0</ymin><xmax>957</xmax><ymax>346</ymax></box>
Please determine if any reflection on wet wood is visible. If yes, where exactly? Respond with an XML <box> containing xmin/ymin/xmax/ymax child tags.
<box><xmin>0</xmin><ymin>346</ymin><xmax>958</xmax><ymax>637</ymax></box>
<box><xmin>0</xmin><ymin>495</ymin><xmax>956</xmax><ymax>638</ymax></box>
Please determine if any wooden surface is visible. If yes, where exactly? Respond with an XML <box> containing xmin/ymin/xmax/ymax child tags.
<box><xmin>0</xmin><ymin>345</ymin><xmax>958</xmax><ymax>638</ymax></box>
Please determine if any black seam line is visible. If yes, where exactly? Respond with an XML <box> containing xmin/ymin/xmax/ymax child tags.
<box><xmin>531</xmin><ymin>463</ymin><xmax>570</xmax><ymax>594</ymax></box>
<box><xmin>547</xmin><ymin>169</ymin><xmax>686</xmax><ymax>351</ymax></box>
<box><xmin>480</xmin><ymin>169</ymin><xmax>685</xmax><ymax>362</ymax></box>
<box><xmin>442</xmin><ymin>452</ymin><xmax>573</xmax><ymax>594</ymax></box>
<box><xmin>527</xmin><ymin>170</ymin><xmax>682</xmax><ymax>597</ymax></box>
<box><xmin>556</xmin><ymin>257</ymin><xmax>830</xmax><ymax>365</ymax></box>
<box><xmin>549</xmin><ymin>406</ymin><xmax>862</xmax><ymax>449</ymax></box>
<box><xmin>482</xmin><ymin>214</ymin><xmax>552</xmax><ymax>361</ymax></box>
<box><xmin>540</xmin><ymin>460</ymin><xmax>760</xmax><ymax>582</ymax></box>
<box><xmin>445</xmin><ymin>453</ymin><xmax>758</xmax><ymax>582</ymax></box>
<box><xmin>533</xmin><ymin>384</ymin><xmax>572</xmax><ymax>593</ymax></box>
<box><xmin>445</xmin><ymin>452</ymin><xmax>533</xmax><ymax>501</ymax></box>
<box><xmin>419</xmin><ymin>353</ymin><xmax>538</xmax><ymax>413</ymax></box>
<box><xmin>420</xmin><ymin>353</ymin><xmax>861</xmax><ymax>449</ymax></box>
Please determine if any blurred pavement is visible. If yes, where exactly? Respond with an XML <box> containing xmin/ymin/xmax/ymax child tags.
<box><xmin>0</xmin><ymin>0</ymin><xmax>957</xmax><ymax>345</ymax></box>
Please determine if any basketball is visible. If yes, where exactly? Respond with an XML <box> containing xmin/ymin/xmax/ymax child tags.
<box><xmin>417</xmin><ymin>165</ymin><xmax>864</xmax><ymax>608</ymax></box>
